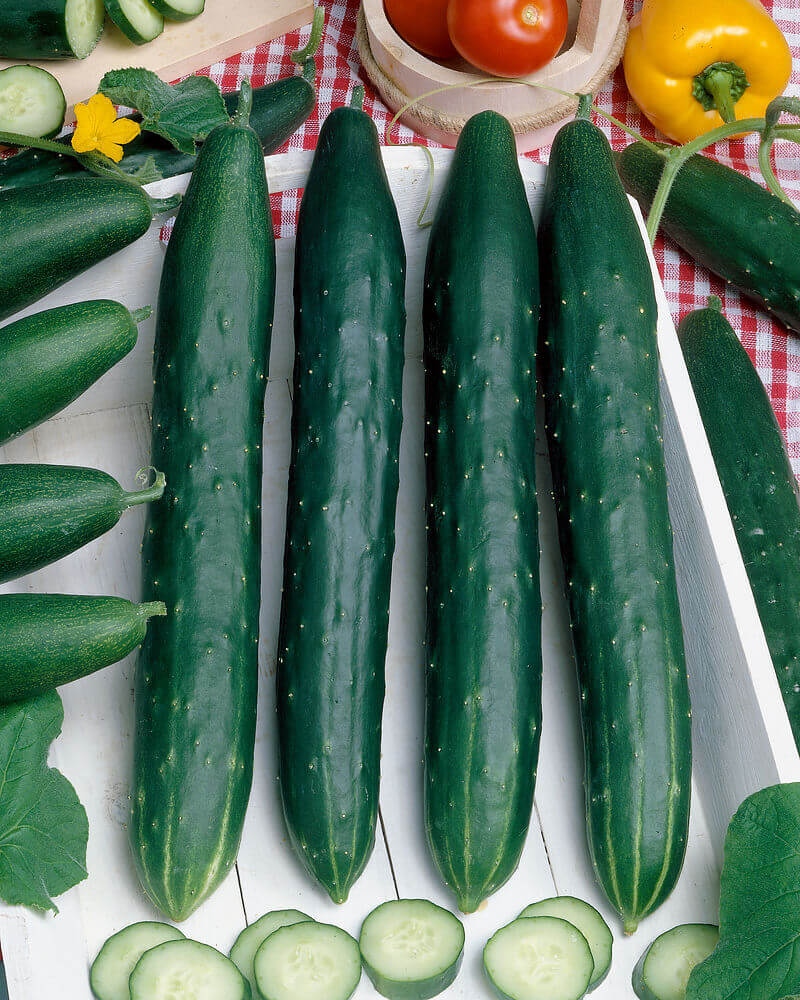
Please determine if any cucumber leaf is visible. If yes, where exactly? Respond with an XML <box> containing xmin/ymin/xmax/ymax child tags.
<box><xmin>0</xmin><ymin>692</ymin><xmax>88</xmax><ymax>913</ymax></box>
<box><xmin>99</xmin><ymin>69</ymin><xmax>229</xmax><ymax>155</ymax></box>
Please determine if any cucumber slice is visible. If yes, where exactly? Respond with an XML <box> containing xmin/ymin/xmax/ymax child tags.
<box><xmin>483</xmin><ymin>916</ymin><xmax>594</xmax><ymax>1000</ymax></box>
<box><xmin>148</xmin><ymin>0</ymin><xmax>204</xmax><ymax>21</ymax></box>
<box><xmin>254</xmin><ymin>921</ymin><xmax>362</xmax><ymax>1000</ymax></box>
<box><xmin>65</xmin><ymin>0</ymin><xmax>105</xmax><ymax>58</ymax></box>
<box><xmin>0</xmin><ymin>66</ymin><xmax>66</xmax><ymax>138</ymax></box>
<box><xmin>632</xmin><ymin>925</ymin><xmax>719</xmax><ymax>1000</ymax></box>
<box><xmin>90</xmin><ymin>922</ymin><xmax>185</xmax><ymax>1000</ymax></box>
<box><xmin>519</xmin><ymin>897</ymin><xmax>612</xmax><ymax>990</ymax></box>
<box><xmin>230</xmin><ymin>910</ymin><xmax>313</xmax><ymax>997</ymax></box>
<box><xmin>129</xmin><ymin>940</ymin><xmax>249</xmax><ymax>1000</ymax></box>
<box><xmin>104</xmin><ymin>0</ymin><xmax>164</xmax><ymax>44</ymax></box>
<box><xmin>359</xmin><ymin>899</ymin><xmax>465</xmax><ymax>1000</ymax></box>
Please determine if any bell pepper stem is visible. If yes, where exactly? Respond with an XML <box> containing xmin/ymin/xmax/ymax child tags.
<box><xmin>702</xmin><ymin>70</ymin><xmax>738</xmax><ymax>124</ymax></box>
<box><xmin>692</xmin><ymin>61</ymin><xmax>749</xmax><ymax>122</ymax></box>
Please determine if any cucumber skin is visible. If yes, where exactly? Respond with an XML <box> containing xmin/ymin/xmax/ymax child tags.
<box><xmin>679</xmin><ymin>304</ymin><xmax>800</xmax><ymax>748</ymax></box>
<box><xmin>0</xmin><ymin>300</ymin><xmax>138</xmax><ymax>447</ymax></box>
<box><xmin>617</xmin><ymin>142</ymin><xmax>800</xmax><ymax>335</ymax></box>
<box><xmin>103</xmin><ymin>0</ymin><xmax>163</xmax><ymax>45</ymax></box>
<box><xmin>277</xmin><ymin>107</ymin><xmax>405</xmax><ymax>904</ymax></box>
<box><xmin>631</xmin><ymin>924</ymin><xmax>719</xmax><ymax>1000</ymax></box>
<box><xmin>0</xmin><ymin>178</ymin><xmax>153</xmax><ymax>323</ymax></box>
<box><xmin>540</xmin><ymin>118</ymin><xmax>691</xmax><ymax>933</ymax></box>
<box><xmin>0</xmin><ymin>0</ymin><xmax>93</xmax><ymax>58</ymax></box>
<box><xmin>0</xmin><ymin>595</ymin><xmax>164</xmax><ymax>704</ymax></box>
<box><xmin>423</xmin><ymin>111</ymin><xmax>542</xmax><ymax>914</ymax></box>
<box><xmin>131</xmin><ymin>118</ymin><xmax>275</xmax><ymax>921</ymax></box>
<box><xmin>0</xmin><ymin>78</ymin><xmax>316</xmax><ymax>193</ymax></box>
<box><xmin>148</xmin><ymin>0</ymin><xmax>204</xmax><ymax>20</ymax></box>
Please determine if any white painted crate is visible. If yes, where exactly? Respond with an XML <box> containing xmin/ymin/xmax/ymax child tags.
<box><xmin>1</xmin><ymin>147</ymin><xmax>798</xmax><ymax>998</ymax></box>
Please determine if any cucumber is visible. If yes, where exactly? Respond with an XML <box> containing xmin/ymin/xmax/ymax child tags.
<box><xmin>277</xmin><ymin>99</ymin><xmax>405</xmax><ymax>903</ymax></box>
<box><xmin>422</xmin><ymin>110</ymin><xmax>542</xmax><ymax>913</ymax></box>
<box><xmin>0</xmin><ymin>66</ymin><xmax>66</xmax><ymax>138</ymax></box>
<box><xmin>253</xmin><ymin>921</ymin><xmax>362</xmax><ymax>1000</ymax></box>
<box><xmin>616</xmin><ymin>141</ymin><xmax>800</xmax><ymax>336</ymax></box>
<box><xmin>90</xmin><ymin>921</ymin><xmax>185</xmax><ymax>1000</ymax></box>
<box><xmin>104</xmin><ymin>0</ymin><xmax>164</xmax><ymax>44</ymax></box>
<box><xmin>359</xmin><ymin>899</ymin><xmax>465</xmax><ymax>1000</ymax></box>
<box><xmin>632</xmin><ymin>924</ymin><xmax>719</xmax><ymax>1000</ymax></box>
<box><xmin>0</xmin><ymin>595</ymin><xmax>165</xmax><ymax>704</ymax></box>
<box><xmin>129</xmin><ymin>940</ymin><xmax>249</xmax><ymax>1000</ymax></box>
<box><xmin>0</xmin><ymin>75</ymin><xmax>316</xmax><ymax>193</ymax></box>
<box><xmin>130</xmin><ymin>86</ymin><xmax>276</xmax><ymax>922</ymax></box>
<box><xmin>148</xmin><ymin>0</ymin><xmax>203</xmax><ymax>20</ymax></box>
<box><xmin>0</xmin><ymin>0</ymin><xmax>104</xmax><ymax>59</ymax></box>
<box><xmin>0</xmin><ymin>300</ymin><xmax>146</xmax><ymax>447</ymax></box>
<box><xmin>519</xmin><ymin>897</ymin><xmax>612</xmax><ymax>990</ymax></box>
<box><xmin>678</xmin><ymin>300</ymin><xmax>800</xmax><ymax>748</ymax></box>
<box><xmin>230</xmin><ymin>910</ymin><xmax>313</xmax><ymax>997</ymax></box>
<box><xmin>483</xmin><ymin>916</ymin><xmax>594</xmax><ymax>1000</ymax></box>
<box><xmin>539</xmin><ymin>104</ymin><xmax>692</xmax><ymax>934</ymax></box>
<box><xmin>0</xmin><ymin>464</ymin><xmax>165</xmax><ymax>584</ymax></box>
<box><xmin>0</xmin><ymin>178</ymin><xmax>162</xmax><ymax>323</ymax></box>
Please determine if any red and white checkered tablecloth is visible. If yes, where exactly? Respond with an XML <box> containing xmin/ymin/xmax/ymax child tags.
<box><xmin>194</xmin><ymin>0</ymin><xmax>800</xmax><ymax>470</ymax></box>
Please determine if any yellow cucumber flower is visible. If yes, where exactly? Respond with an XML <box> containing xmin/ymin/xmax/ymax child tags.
<box><xmin>72</xmin><ymin>92</ymin><xmax>141</xmax><ymax>162</ymax></box>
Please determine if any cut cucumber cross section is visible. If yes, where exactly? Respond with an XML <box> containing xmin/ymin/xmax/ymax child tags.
<box><xmin>129</xmin><ymin>940</ymin><xmax>249</xmax><ymax>1000</ymax></box>
<box><xmin>254</xmin><ymin>922</ymin><xmax>362</xmax><ymax>1000</ymax></box>
<box><xmin>520</xmin><ymin>897</ymin><xmax>612</xmax><ymax>991</ymax></box>
<box><xmin>104</xmin><ymin>0</ymin><xmax>164</xmax><ymax>43</ymax></box>
<box><xmin>230</xmin><ymin>910</ymin><xmax>313</xmax><ymax>997</ymax></box>
<box><xmin>632</xmin><ymin>925</ymin><xmax>719</xmax><ymax>1000</ymax></box>
<box><xmin>90</xmin><ymin>922</ymin><xmax>185</xmax><ymax>1000</ymax></box>
<box><xmin>66</xmin><ymin>0</ymin><xmax>105</xmax><ymax>56</ymax></box>
<box><xmin>359</xmin><ymin>899</ymin><xmax>465</xmax><ymax>1000</ymax></box>
<box><xmin>484</xmin><ymin>916</ymin><xmax>594</xmax><ymax>1000</ymax></box>
<box><xmin>0</xmin><ymin>66</ymin><xmax>66</xmax><ymax>138</ymax></box>
<box><xmin>149</xmin><ymin>0</ymin><xmax>204</xmax><ymax>20</ymax></box>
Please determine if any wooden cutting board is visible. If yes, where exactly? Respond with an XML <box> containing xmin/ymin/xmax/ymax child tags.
<box><xmin>0</xmin><ymin>0</ymin><xmax>315</xmax><ymax>118</ymax></box>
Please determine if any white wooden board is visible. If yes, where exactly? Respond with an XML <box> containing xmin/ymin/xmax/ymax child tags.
<box><xmin>1</xmin><ymin>147</ymin><xmax>799</xmax><ymax>998</ymax></box>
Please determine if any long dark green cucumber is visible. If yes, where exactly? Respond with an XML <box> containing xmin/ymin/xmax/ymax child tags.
<box><xmin>277</xmin><ymin>102</ymin><xmax>406</xmax><ymax>904</ymax></box>
<box><xmin>423</xmin><ymin>111</ymin><xmax>542</xmax><ymax>914</ymax></box>
<box><xmin>0</xmin><ymin>465</ymin><xmax>165</xmax><ymax>584</ymax></box>
<box><xmin>0</xmin><ymin>75</ymin><xmax>315</xmax><ymax>193</ymax></box>
<box><xmin>0</xmin><ymin>595</ymin><xmax>165</xmax><ymax>704</ymax></box>
<box><xmin>0</xmin><ymin>300</ymin><xmax>145</xmax><ymax>447</ymax></box>
<box><xmin>0</xmin><ymin>178</ymin><xmax>157</xmax><ymax>322</ymax></box>
<box><xmin>540</xmin><ymin>109</ymin><xmax>692</xmax><ymax>934</ymax></box>
<box><xmin>131</xmin><ymin>86</ymin><xmax>275</xmax><ymax>922</ymax></box>
<box><xmin>616</xmin><ymin>142</ymin><xmax>800</xmax><ymax>335</ymax></box>
<box><xmin>0</xmin><ymin>0</ymin><xmax>102</xmax><ymax>58</ymax></box>
<box><xmin>679</xmin><ymin>300</ymin><xmax>800</xmax><ymax>748</ymax></box>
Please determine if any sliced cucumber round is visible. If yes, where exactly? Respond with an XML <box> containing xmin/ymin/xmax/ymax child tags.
<box><xmin>0</xmin><ymin>66</ymin><xmax>66</xmax><ymax>138</ymax></box>
<box><xmin>484</xmin><ymin>916</ymin><xmax>594</xmax><ymax>1000</ymax></box>
<box><xmin>148</xmin><ymin>0</ymin><xmax>204</xmax><ymax>21</ymax></box>
<box><xmin>230</xmin><ymin>910</ymin><xmax>313</xmax><ymax>997</ymax></box>
<box><xmin>66</xmin><ymin>0</ymin><xmax>106</xmax><ymax>58</ymax></box>
<box><xmin>90</xmin><ymin>922</ymin><xmax>185</xmax><ymax>1000</ymax></box>
<box><xmin>632</xmin><ymin>924</ymin><xmax>719</xmax><ymax>1000</ymax></box>
<box><xmin>254</xmin><ymin>921</ymin><xmax>362</xmax><ymax>1000</ymax></box>
<box><xmin>104</xmin><ymin>0</ymin><xmax>164</xmax><ymax>44</ymax></box>
<box><xmin>519</xmin><ymin>897</ymin><xmax>612</xmax><ymax>991</ymax></box>
<box><xmin>129</xmin><ymin>940</ymin><xmax>249</xmax><ymax>1000</ymax></box>
<box><xmin>359</xmin><ymin>899</ymin><xmax>465</xmax><ymax>1000</ymax></box>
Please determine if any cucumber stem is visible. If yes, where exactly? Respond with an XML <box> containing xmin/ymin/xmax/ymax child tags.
<box><xmin>123</xmin><ymin>468</ymin><xmax>166</xmax><ymax>507</ymax></box>
<box><xmin>130</xmin><ymin>306</ymin><xmax>152</xmax><ymax>324</ymax></box>
<box><xmin>708</xmin><ymin>296</ymin><xmax>723</xmax><ymax>312</ymax></box>
<box><xmin>302</xmin><ymin>57</ymin><xmax>317</xmax><ymax>85</ymax></box>
<box><xmin>576</xmin><ymin>93</ymin><xmax>593</xmax><ymax>121</ymax></box>
<box><xmin>350</xmin><ymin>86</ymin><xmax>365</xmax><ymax>111</ymax></box>
<box><xmin>291</xmin><ymin>5</ymin><xmax>325</xmax><ymax>65</ymax></box>
<box><xmin>140</xmin><ymin>602</ymin><xmax>167</xmax><ymax>619</ymax></box>
<box><xmin>233</xmin><ymin>80</ymin><xmax>253</xmax><ymax>128</ymax></box>
<box><xmin>147</xmin><ymin>193</ymin><xmax>182</xmax><ymax>215</ymax></box>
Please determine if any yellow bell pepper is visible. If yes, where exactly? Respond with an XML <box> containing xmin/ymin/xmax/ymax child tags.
<box><xmin>623</xmin><ymin>0</ymin><xmax>792</xmax><ymax>144</ymax></box>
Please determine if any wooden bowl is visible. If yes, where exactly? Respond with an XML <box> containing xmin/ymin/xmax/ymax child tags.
<box><xmin>358</xmin><ymin>0</ymin><xmax>628</xmax><ymax>151</ymax></box>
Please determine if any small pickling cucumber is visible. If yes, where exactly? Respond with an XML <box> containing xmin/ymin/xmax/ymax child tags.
<box><xmin>90</xmin><ymin>921</ymin><xmax>185</xmax><ymax>1000</ymax></box>
<box><xmin>230</xmin><ymin>910</ymin><xmax>313</xmax><ymax>997</ymax></box>
<box><xmin>148</xmin><ymin>0</ymin><xmax>203</xmax><ymax>20</ymax></box>
<box><xmin>254</xmin><ymin>922</ymin><xmax>362</xmax><ymax>1000</ymax></box>
<box><xmin>104</xmin><ymin>0</ymin><xmax>164</xmax><ymax>44</ymax></box>
<box><xmin>484</xmin><ymin>916</ymin><xmax>594</xmax><ymax>1000</ymax></box>
<box><xmin>129</xmin><ymin>940</ymin><xmax>249</xmax><ymax>1000</ymax></box>
<box><xmin>519</xmin><ymin>897</ymin><xmax>612</xmax><ymax>990</ymax></box>
<box><xmin>0</xmin><ymin>0</ymin><xmax>104</xmax><ymax>59</ymax></box>
<box><xmin>0</xmin><ymin>465</ymin><xmax>165</xmax><ymax>584</ymax></box>
<box><xmin>632</xmin><ymin>924</ymin><xmax>719</xmax><ymax>1000</ymax></box>
<box><xmin>359</xmin><ymin>899</ymin><xmax>465</xmax><ymax>1000</ymax></box>
<box><xmin>0</xmin><ymin>66</ymin><xmax>66</xmax><ymax>138</ymax></box>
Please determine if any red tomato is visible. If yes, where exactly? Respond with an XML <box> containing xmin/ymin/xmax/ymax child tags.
<box><xmin>384</xmin><ymin>0</ymin><xmax>457</xmax><ymax>60</ymax></box>
<box><xmin>447</xmin><ymin>0</ymin><xmax>569</xmax><ymax>78</ymax></box>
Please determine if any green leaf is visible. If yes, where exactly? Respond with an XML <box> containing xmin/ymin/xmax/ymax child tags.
<box><xmin>99</xmin><ymin>69</ymin><xmax>229</xmax><ymax>155</ymax></box>
<box><xmin>0</xmin><ymin>692</ymin><xmax>88</xmax><ymax>913</ymax></box>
